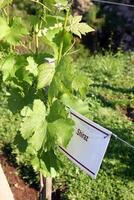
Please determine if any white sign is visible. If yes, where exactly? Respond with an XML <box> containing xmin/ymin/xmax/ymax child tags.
<box><xmin>60</xmin><ymin>109</ymin><xmax>112</xmax><ymax>179</ymax></box>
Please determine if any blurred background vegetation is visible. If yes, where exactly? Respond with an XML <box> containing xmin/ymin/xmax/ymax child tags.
<box><xmin>13</xmin><ymin>0</ymin><xmax>134</xmax><ymax>52</ymax></box>
<box><xmin>72</xmin><ymin>0</ymin><xmax>134</xmax><ymax>52</ymax></box>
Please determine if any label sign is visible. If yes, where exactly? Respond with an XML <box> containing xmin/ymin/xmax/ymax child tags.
<box><xmin>60</xmin><ymin>109</ymin><xmax>112</xmax><ymax>179</ymax></box>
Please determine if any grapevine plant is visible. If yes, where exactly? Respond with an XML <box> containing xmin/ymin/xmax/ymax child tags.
<box><xmin>0</xmin><ymin>0</ymin><xmax>94</xmax><ymax>177</ymax></box>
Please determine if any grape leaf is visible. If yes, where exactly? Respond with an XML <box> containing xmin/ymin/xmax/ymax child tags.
<box><xmin>55</xmin><ymin>0</ymin><xmax>68</xmax><ymax>6</ymax></box>
<box><xmin>26</xmin><ymin>57</ymin><xmax>38</xmax><ymax>77</ymax></box>
<box><xmin>14</xmin><ymin>56</ymin><xmax>35</xmax><ymax>86</ymax></box>
<box><xmin>8</xmin><ymin>86</ymin><xmax>37</xmax><ymax>113</ymax></box>
<box><xmin>0</xmin><ymin>0</ymin><xmax>4</xmax><ymax>7</ymax></box>
<box><xmin>53</xmin><ymin>31</ymin><xmax>72</xmax><ymax>56</ymax></box>
<box><xmin>8</xmin><ymin>88</ymin><xmax>25</xmax><ymax>113</ymax></box>
<box><xmin>6</xmin><ymin>17</ymin><xmax>28</xmax><ymax>45</ymax></box>
<box><xmin>67</xmin><ymin>15</ymin><xmax>94</xmax><ymax>38</ymax></box>
<box><xmin>0</xmin><ymin>17</ymin><xmax>27</xmax><ymax>44</ymax></box>
<box><xmin>47</xmin><ymin>100</ymin><xmax>68</xmax><ymax>122</ymax></box>
<box><xmin>72</xmin><ymin>72</ymin><xmax>92</xmax><ymax>96</ymax></box>
<box><xmin>37</xmin><ymin>61</ymin><xmax>55</xmax><ymax>89</ymax></box>
<box><xmin>14</xmin><ymin>132</ymin><xmax>28</xmax><ymax>153</ymax></box>
<box><xmin>20</xmin><ymin>99</ymin><xmax>47</xmax><ymax>141</ymax></box>
<box><xmin>27</xmin><ymin>120</ymin><xmax>47</xmax><ymax>152</ymax></box>
<box><xmin>16</xmin><ymin>67</ymin><xmax>34</xmax><ymax>86</ymax></box>
<box><xmin>48</xmin><ymin>118</ymin><xmax>74</xmax><ymax>147</ymax></box>
<box><xmin>61</xmin><ymin>93</ymin><xmax>89</xmax><ymax>115</ymax></box>
<box><xmin>0</xmin><ymin>0</ymin><xmax>13</xmax><ymax>8</ymax></box>
<box><xmin>48</xmin><ymin>77</ymin><xmax>60</xmax><ymax>102</ymax></box>
<box><xmin>31</xmin><ymin>149</ymin><xmax>61</xmax><ymax>177</ymax></box>
<box><xmin>1</xmin><ymin>55</ymin><xmax>16</xmax><ymax>81</ymax></box>
<box><xmin>48</xmin><ymin>57</ymin><xmax>74</xmax><ymax>101</ymax></box>
<box><xmin>0</xmin><ymin>17</ymin><xmax>10</xmax><ymax>40</ymax></box>
<box><xmin>44</xmin><ymin>28</ymin><xmax>62</xmax><ymax>59</ymax></box>
<box><xmin>45</xmin><ymin>15</ymin><xmax>64</xmax><ymax>28</ymax></box>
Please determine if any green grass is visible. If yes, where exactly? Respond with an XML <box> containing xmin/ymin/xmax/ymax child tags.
<box><xmin>55</xmin><ymin>50</ymin><xmax>134</xmax><ymax>200</ymax></box>
<box><xmin>0</xmin><ymin>50</ymin><xmax>134</xmax><ymax>199</ymax></box>
<box><xmin>0</xmin><ymin>83</ymin><xmax>20</xmax><ymax>148</ymax></box>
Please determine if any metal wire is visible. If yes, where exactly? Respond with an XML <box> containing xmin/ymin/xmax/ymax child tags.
<box><xmin>112</xmin><ymin>133</ymin><xmax>134</xmax><ymax>150</ymax></box>
<box><xmin>92</xmin><ymin>0</ymin><xmax>134</xmax><ymax>8</ymax></box>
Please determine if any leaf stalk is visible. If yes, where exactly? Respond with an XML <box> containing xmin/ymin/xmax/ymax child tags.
<box><xmin>57</xmin><ymin>9</ymin><xmax>69</xmax><ymax>64</ymax></box>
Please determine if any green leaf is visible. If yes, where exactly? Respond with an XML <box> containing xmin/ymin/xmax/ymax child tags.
<box><xmin>0</xmin><ymin>0</ymin><xmax>13</xmax><ymax>8</ymax></box>
<box><xmin>20</xmin><ymin>99</ymin><xmax>47</xmax><ymax>141</ymax></box>
<box><xmin>78</xmin><ymin>23</ymin><xmax>94</xmax><ymax>36</ymax></box>
<box><xmin>8</xmin><ymin>86</ymin><xmax>37</xmax><ymax>113</ymax></box>
<box><xmin>28</xmin><ymin>120</ymin><xmax>47</xmax><ymax>152</ymax></box>
<box><xmin>67</xmin><ymin>15</ymin><xmax>94</xmax><ymax>38</ymax></box>
<box><xmin>53</xmin><ymin>31</ymin><xmax>72</xmax><ymax>56</ymax></box>
<box><xmin>61</xmin><ymin>93</ymin><xmax>89</xmax><ymax>115</ymax></box>
<box><xmin>31</xmin><ymin>149</ymin><xmax>61</xmax><ymax>177</ymax></box>
<box><xmin>12</xmin><ymin>56</ymin><xmax>37</xmax><ymax>86</ymax></box>
<box><xmin>14</xmin><ymin>132</ymin><xmax>28</xmax><ymax>153</ymax></box>
<box><xmin>44</xmin><ymin>28</ymin><xmax>62</xmax><ymax>59</ymax></box>
<box><xmin>8</xmin><ymin>88</ymin><xmax>24</xmax><ymax>113</ymax></box>
<box><xmin>47</xmin><ymin>100</ymin><xmax>68</xmax><ymax>122</ymax></box>
<box><xmin>48</xmin><ymin>118</ymin><xmax>74</xmax><ymax>147</ymax></box>
<box><xmin>43</xmin><ymin>15</ymin><xmax>64</xmax><ymax>28</ymax></box>
<box><xmin>48</xmin><ymin>57</ymin><xmax>74</xmax><ymax>101</ymax></box>
<box><xmin>6</xmin><ymin>17</ymin><xmax>28</xmax><ymax>45</ymax></box>
<box><xmin>48</xmin><ymin>77</ymin><xmax>60</xmax><ymax>102</ymax></box>
<box><xmin>0</xmin><ymin>0</ymin><xmax>4</xmax><ymax>7</ymax></box>
<box><xmin>0</xmin><ymin>17</ymin><xmax>10</xmax><ymax>40</ymax></box>
<box><xmin>17</xmin><ymin>67</ymin><xmax>33</xmax><ymax>85</ymax></box>
<box><xmin>72</xmin><ymin>72</ymin><xmax>92</xmax><ymax>96</ymax></box>
<box><xmin>0</xmin><ymin>17</ymin><xmax>27</xmax><ymax>44</ymax></box>
<box><xmin>1</xmin><ymin>55</ymin><xmax>16</xmax><ymax>81</ymax></box>
<box><xmin>26</xmin><ymin>57</ymin><xmax>38</xmax><ymax>77</ymax></box>
<box><xmin>55</xmin><ymin>0</ymin><xmax>68</xmax><ymax>7</ymax></box>
<box><xmin>37</xmin><ymin>61</ymin><xmax>55</xmax><ymax>89</ymax></box>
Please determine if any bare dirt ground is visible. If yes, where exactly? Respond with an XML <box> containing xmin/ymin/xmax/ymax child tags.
<box><xmin>0</xmin><ymin>154</ymin><xmax>38</xmax><ymax>200</ymax></box>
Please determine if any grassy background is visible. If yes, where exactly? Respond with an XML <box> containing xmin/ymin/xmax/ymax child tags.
<box><xmin>0</xmin><ymin>49</ymin><xmax>134</xmax><ymax>199</ymax></box>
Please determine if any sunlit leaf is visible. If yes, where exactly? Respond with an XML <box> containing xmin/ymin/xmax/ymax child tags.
<box><xmin>1</xmin><ymin>55</ymin><xmax>16</xmax><ymax>81</ymax></box>
<box><xmin>26</xmin><ymin>57</ymin><xmax>38</xmax><ymax>77</ymax></box>
<box><xmin>6</xmin><ymin>17</ymin><xmax>28</xmax><ymax>45</ymax></box>
<box><xmin>67</xmin><ymin>15</ymin><xmax>94</xmax><ymax>38</ymax></box>
<box><xmin>61</xmin><ymin>93</ymin><xmax>89</xmax><ymax>115</ymax></box>
<box><xmin>37</xmin><ymin>61</ymin><xmax>55</xmax><ymax>89</ymax></box>
<box><xmin>20</xmin><ymin>99</ymin><xmax>47</xmax><ymax>141</ymax></box>
<box><xmin>0</xmin><ymin>17</ymin><xmax>10</xmax><ymax>40</ymax></box>
<box><xmin>48</xmin><ymin>118</ymin><xmax>74</xmax><ymax>147</ymax></box>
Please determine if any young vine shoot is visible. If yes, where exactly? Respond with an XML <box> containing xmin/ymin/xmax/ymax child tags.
<box><xmin>0</xmin><ymin>0</ymin><xmax>94</xmax><ymax>177</ymax></box>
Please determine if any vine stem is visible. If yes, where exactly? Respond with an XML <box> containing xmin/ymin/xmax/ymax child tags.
<box><xmin>35</xmin><ymin>25</ymin><xmax>39</xmax><ymax>54</ymax></box>
<box><xmin>2</xmin><ymin>8</ymin><xmax>8</xmax><ymax>18</ymax></box>
<box><xmin>31</xmin><ymin>0</ymin><xmax>51</xmax><ymax>11</ymax></box>
<box><xmin>57</xmin><ymin>9</ymin><xmax>69</xmax><ymax>64</ymax></box>
<box><xmin>35</xmin><ymin>0</ymin><xmax>39</xmax><ymax>54</ymax></box>
<box><xmin>7</xmin><ymin>3</ymin><xmax>10</xmax><ymax>24</ymax></box>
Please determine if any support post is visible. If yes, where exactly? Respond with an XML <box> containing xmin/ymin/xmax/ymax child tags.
<box><xmin>39</xmin><ymin>173</ymin><xmax>52</xmax><ymax>200</ymax></box>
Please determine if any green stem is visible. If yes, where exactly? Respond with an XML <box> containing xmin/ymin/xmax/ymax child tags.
<box><xmin>57</xmin><ymin>9</ymin><xmax>69</xmax><ymax>64</ymax></box>
<box><xmin>2</xmin><ymin>8</ymin><xmax>8</xmax><ymax>18</ymax></box>
<box><xmin>30</xmin><ymin>0</ymin><xmax>51</xmax><ymax>12</ymax></box>
<box><xmin>35</xmin><ymin>0</ymin><xmax>39</xmax><ymax>54</ymax></box>
<box><xmin>35</xmin><ymin>29</ymin><xmax>39</xmax><ymax>54</ymax></box>
<box><xmin>7</xmin><ymin>3</ymin><xmax>10</xmax><ymax>24</ymax></box>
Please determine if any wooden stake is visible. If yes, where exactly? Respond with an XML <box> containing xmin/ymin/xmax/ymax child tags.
<box><xmin>39</xmin><ymin>173</ymin><xmax>52</xmax><ymax>200</ymax></box>
<box><xmin>44</xmin><ymin>177</ymin><xmax>52</xmax><ymax>200</ymax></box>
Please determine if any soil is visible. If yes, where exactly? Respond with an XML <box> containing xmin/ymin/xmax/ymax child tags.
<box><xmin>126</xmin><ymin>106</ymin><xmax>134</xmax><ymax>122</ymax></box>
<box><xmin>121</xmin><ymin>106</ymin><xmax>134</xmax><ymax>122</ymax></box>
<box><xmin>0</xmin><ymin>154</ymin><xmax>38</xmax><ymax>200</ymax></box>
